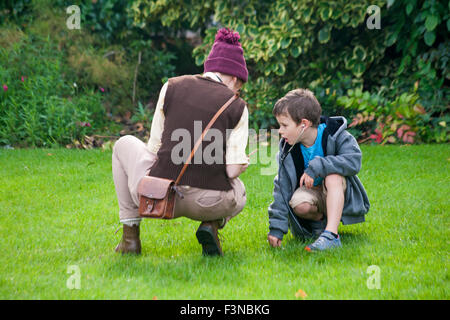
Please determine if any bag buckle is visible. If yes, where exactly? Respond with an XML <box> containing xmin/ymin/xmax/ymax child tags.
<box><xmin>145</xmin><ymin>199</ymin><xmax>155</xmax><ymax>213</ymax></box>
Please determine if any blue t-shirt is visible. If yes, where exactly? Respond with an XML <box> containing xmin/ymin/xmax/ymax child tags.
<box><xmin>301</xmin><ymin>123</ymin><xmax>327</xmax><ymax>186</ymax></box>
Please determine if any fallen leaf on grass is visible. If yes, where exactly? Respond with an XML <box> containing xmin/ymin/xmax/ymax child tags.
<box><xmin>295</xmin><ymin>289</ymin><xmax>307</xmax><ymax>299</ymax></box>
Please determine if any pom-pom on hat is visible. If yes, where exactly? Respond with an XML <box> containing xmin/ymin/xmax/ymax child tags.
<box><xmin>204</xmin><ymin>28</ymin><xmax>248</xmax><ymax>83</ymax></box>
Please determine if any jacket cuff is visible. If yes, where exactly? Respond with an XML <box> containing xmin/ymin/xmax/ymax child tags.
<box><xmin>269</xmin><ymin>228</ymin><xmax>284</xmax><ymax>240</ymax></box>
<box><xmin>304</xmin><ymin>167</ymin><xmax>317</xmax><ymax>179</ymax></box>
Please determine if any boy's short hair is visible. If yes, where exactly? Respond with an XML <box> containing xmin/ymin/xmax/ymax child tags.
<box><xmin>272</xmin><ymin>88</ymin><xmax>322</xmax><ymax>127</ymax></box>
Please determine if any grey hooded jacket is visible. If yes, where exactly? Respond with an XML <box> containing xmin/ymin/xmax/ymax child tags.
<box><xmin>268</xmin><ymin>116</ymin><xmax>370</xmax><ymax>240</ymax></box>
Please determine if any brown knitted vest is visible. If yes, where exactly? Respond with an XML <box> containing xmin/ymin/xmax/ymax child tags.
<box><xmin>148</xmin><ymin>75</ymin><xmax>246</xmax><ymax>191</ymax></box>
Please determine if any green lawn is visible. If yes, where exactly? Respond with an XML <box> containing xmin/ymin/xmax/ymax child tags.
<box><xmin>0</xmin><ymin>144</ymin><xmax>449</xmax><ymax>299</ymax></box>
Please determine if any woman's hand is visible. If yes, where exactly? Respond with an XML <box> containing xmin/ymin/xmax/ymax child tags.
<box><xmin>226</xmin><ymin>158</ymin><xmax>249</xmax><ymax>179</ymax></box>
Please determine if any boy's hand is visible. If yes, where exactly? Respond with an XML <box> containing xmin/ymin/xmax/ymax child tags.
<box><xmin>300</xmin><ymin>172</ymin><xmax>314</xmax><ymax>189</ymax></box>
<box><xmin>267</xmin><ymin>234</ymin><xmax>282</xmax><ymax>247</ymax></box>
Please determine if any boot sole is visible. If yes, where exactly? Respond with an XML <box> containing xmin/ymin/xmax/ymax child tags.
<box><xmin>114</xmin><ymin>242</ymin><xmax>141</xmax><ymax>255</ymax></box>
<box><xmin>196</xmin><ymin>227</ymin><xmax>222</xmax><ymax>256</ymax></box>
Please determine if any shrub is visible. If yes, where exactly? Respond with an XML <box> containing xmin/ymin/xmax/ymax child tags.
<box><xmin>0</xmin><ymin>0</ymin><xmax>33</xmax><ymax>25</ymax></box>
<box><xmin>66</xmin><ymin>46</ymin><xmax>133</xmax><ymax>114</ymax></box>
<box><xmin>132</xmin><ymin>0</ymin><xmax>449</xmax><ymax>143</ymax></box>
<box><xmin>0</xmin><ymin>28</ymin><xmax>110</xmax><ymax>147</ymax></box>
<box><xmin>337</xmin><ymin>86</ymin><xmax>449</xmax><ymax>144</ymax></box>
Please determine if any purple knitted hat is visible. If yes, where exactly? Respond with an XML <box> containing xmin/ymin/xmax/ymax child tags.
<box><xmin>204</xmin><ymin>28</ymin><xmax>248</xmax><ymax>83</ymax></box>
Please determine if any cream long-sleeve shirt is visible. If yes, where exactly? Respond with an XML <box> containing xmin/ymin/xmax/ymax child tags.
<box><xmin>147</xmin><ymin>73</ymin><xmax>249</xmax><ymax>164</ymax></box>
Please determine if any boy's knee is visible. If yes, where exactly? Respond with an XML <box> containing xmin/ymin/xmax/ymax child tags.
<box><xmin>293</xmin><ymin>202</ymin><xmax>312</xmax><ymax>216</ymax></box>
<box><xmin>325</xmin><ymin>174</ymin><xmax>344</xmax><ymax>190</ymax></box>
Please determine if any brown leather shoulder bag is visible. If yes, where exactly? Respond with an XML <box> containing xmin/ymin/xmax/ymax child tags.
<box><xmin>138</xmin><ymin>93</ymin><xmax>239</xmax><ymax>219</ymax></box>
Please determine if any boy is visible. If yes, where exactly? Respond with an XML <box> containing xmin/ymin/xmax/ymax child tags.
<box><xmin>267</xmin><ymin>89</ymin><xmax>370</xmax><ymax>251</ymax></box>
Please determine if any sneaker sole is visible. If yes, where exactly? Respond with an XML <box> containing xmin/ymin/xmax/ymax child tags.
<box><xmin>305</xmin><ymin>244</ymin><xmax>341</xmax><ymax>252</ymax></box>
<box><xmin>196</xmin><ymin>227</ymin><xmax>222</xmax><ymax>256</ymax></box>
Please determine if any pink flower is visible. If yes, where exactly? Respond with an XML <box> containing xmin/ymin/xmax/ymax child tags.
<box><xmin>402</xmin><ymin>131</ymin><xmax>416</xmax><ymax>144</ymax></box>
<box><xmin>370</xmin><ymin>127</ymin><xmax>383</xmax><ymax>144</ymax></box>
<box><xmin>397</xmin><ymin>125</ymin><xmax>410</xmax><ymax>139</ymax></box>
<box><xmin>100</xmin><ymin>87</ymin><xmax>105</xmax><ymax>92</ymax></box>
<box><xmin>77</xmin><ymin>121</ymin><xmax>92</xmax><ymax>127</ymax></box>
<box><xmin>21</xmin><ymin>76</ymin><xmax>25</xmax><ymax>82</ymax></box>
<box><xmin>2</xmin><ymin>84</ymin><xmax>7</xmax><ymax>92</ymax></box>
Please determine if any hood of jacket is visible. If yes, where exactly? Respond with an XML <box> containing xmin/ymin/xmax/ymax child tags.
<box><xmin>321</xmin><ymin>115</ymin><xmax>347</xmax><ymax>137</ymax></box>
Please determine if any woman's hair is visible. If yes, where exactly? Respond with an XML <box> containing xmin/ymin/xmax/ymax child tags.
<box><xmin>216</xmin><ymin>72</ymin><xmax>244</xmax><ymax>90</ymax></box>
<box><xmin>272</xmin><ymin>88</ymin><xmax>322</xmax><ymax>127</ymax></box>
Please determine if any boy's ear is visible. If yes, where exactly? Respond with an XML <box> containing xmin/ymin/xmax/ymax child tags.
<box><xmin>301</xmin><ymin>119</ymin><xmax>312</xmax><ymax>128</ymax></box>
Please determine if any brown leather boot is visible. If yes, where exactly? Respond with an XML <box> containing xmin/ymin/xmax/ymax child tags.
<box><xmin>196</xmin><ymin>220</ymin><xmax>223</xmax><ymax>256</ymax></box>
<box><xmin>115</xmin><ymin>224</ymin><xmax>141</xmax><ymax>255</ymax></box>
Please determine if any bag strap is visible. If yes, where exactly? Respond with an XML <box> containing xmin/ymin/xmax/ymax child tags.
<box><xmin>174</xmin><ymin>93</ymin><xmax>239</xmax><ymax>186</ymax></box>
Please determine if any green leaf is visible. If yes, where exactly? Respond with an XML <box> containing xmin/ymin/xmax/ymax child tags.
<box><xmin>318</xmin><ymin>26</ymin><xmax>331</xmax><ymax>44</ymax></box>
<box><xmin>286</xmin><ymin>19</ymin><xmax>295</xmax><ymax>29</ymax></box>
<box><xmin>236</xmin><ymin>23</ymin><xmax>245</xmax><ymax>34</ymax></box>
<box><xmin>406</xmin><ymin>3</ymin><xmax>414</xmax><ymax>15</ymax></box>
<box><xmin>345</xmin><ymin>57</ymin><xmax>358</xmax><ymax>70</ymax></box>
<box><xmin>247</xmin><ymin>26</ymin><xmax>258</xmax><ymax>38</ymax></box>
<box><xmin>275</xmin><ymin>63</ymin><xmax>286</xmax><ymax>75</ymax></box>
<box><xmin>195</xmin><ymin>55</ymin><xmax>204</xmax><ymax>66</ymax></box>
<box><xmin>303</xmin><ymin>8</ymin><xmax>313</xmax><ymax>23</ymax></box>
<box><xmin>216</xmin><ymin>1</ymin><xmax>226</xmax><ymax>13</ymax></box>
<box><xmin>244</xmin><ymin>6</ymin><xmax>254</xmax><ymax>16</ymax></box>
<box><xmin>341</xmin><ymin>12</ymin><xmax>349</xmax><ymax>24</ymax></box>
<box><xmin>424</xmin><ymin>31</ymin><xmax>436</xmax><ymax>46</ymax></box>
<box><xmin>329</xmin><ymin>8</ymin><xmax>340</xmax><ymax>20</ymax></box>
<box><xmin>425</xmin><ymin>15</ymin><xmax>439</xmax><ymax>31</ymax></box>
<box><xmin>271</xmin><ymin>21</ymin><xmax>283</xmax><ymax>29</ymax></box>
<box><xmin>290</xmin><ymin>46</ymin><xmax>302</xmax><ymax>58</ymax></box>
<box><xmin>396</xmin><ymin>54</ymin><xmax>412</xmax><ymax>75</ymax></box>
<box><xmin>353</xmin><ymin>45</ymin><xmax>367</xmax><ymax>61</ymax></box>
<box><xmin>291</xmin><ymin>28</ymin><xmax>302</xmax><ymax>37</ymax></box>
<box><xmin>385</xmin><ymin>32</ymin><xmax>398</xmax><ymax>47</ymax></box>
<box><xmin>319</xmin><ymin>7</ymin><xmax>332</xmax><ymax>21</ymax></box>
<box><xmin>269</xmin><ymin>43</ymin><xmax>278</xmax><ymax>56</ymax></box>
<box><xmin>280</xmin><ymin>38</ymin><xmax>292</xmax><ymax>49</ymax></box>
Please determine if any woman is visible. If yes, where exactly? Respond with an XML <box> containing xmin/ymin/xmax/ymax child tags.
<box><xmin>112</xmin><ymin>28</ymin><xmax>250</xmax><ymax>256</ymax></box>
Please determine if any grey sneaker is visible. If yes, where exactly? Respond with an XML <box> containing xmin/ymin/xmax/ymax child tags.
<box><xmin>305</xmin><ymin>230</ymin><xmax>341</xmax><ymax>252</ymax></box>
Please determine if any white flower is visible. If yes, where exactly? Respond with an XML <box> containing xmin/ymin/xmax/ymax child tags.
<box><xmin>73</xmin><ymin>82</ymin><xmax>77</xmax><ymax>88</ymax></box>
